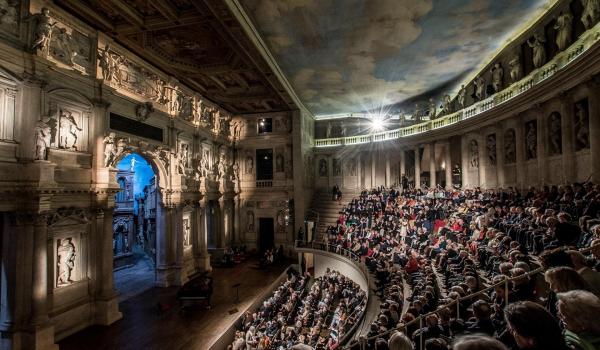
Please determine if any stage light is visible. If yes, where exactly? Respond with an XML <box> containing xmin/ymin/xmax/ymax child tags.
<box><xmin>371</xmin><ymin>118</ymin><xmax>385</xmax><ymax>131</ymax></box>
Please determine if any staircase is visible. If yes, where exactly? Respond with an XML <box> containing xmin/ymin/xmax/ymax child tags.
<box><xmin>309</xmin><ymin>189</ymin><xmax>361</xmax><ymax>241</ymax></box>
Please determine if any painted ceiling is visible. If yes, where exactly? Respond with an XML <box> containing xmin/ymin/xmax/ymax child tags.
<box><xmin>242</xmin><ymin>0</ymin><xmax>551</xmax><ymax>117</ymax></box>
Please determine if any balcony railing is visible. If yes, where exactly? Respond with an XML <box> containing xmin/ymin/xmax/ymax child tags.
<box><xmin>314</xmin><ymin>22</ymin><xmax>600</xmax><ymax>148</ymax></box>
<box><xmin>255</xmin><ymin>180</ymin><xmax>273</xmax><ymax>188</ymax></box>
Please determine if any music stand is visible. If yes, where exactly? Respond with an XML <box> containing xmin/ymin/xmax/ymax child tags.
<box><xmin>232</xmin><ymin>283</ymin><xmax>241</xmax><ymax>304</ymax></box>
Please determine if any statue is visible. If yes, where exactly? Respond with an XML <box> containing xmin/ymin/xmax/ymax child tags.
<box><xmin>246</xmin><ymin>210</ymin><xmax>255</xmax><ymax>232</ymax></box>
<box><xmin>441</xmin><ymin>94</ymin><xmax>452</xmax><ymax>115</ymax></box>
<box><xmin>56</xmin><ymin>238</ymin><xmax>76</xmax><ymax>286</ymax></box>
<box><xmin>103</xmin><ymin>132</ymin><xmax>116</xmax><ymax>167</ymax></box>
<box><xmin>509</xmin><ymin>54</ymin><xmax>522</xmax><ymax>83</ymax></box>
<box><xmin>491</xmin><ymin>63</ymin><xmax>504</xmax><ymax>93</ymax></box>
<box><xmin>97</xmin><ymin>44</ymin><xmax>124</xmax><ymax>82</ymax></box>
<box><xmin>428</xmin><ymin>98</ymin><xmax>437</xmax><ymax>119</ymax></box>
<box><xmin>548</xmin><ymin>112</ymin><xmax>562</xmax><ymax>155</ymax></box>
<box><xmin>525</xmin><ymin>122</ymin><xmax>537</xmax><ymax>159</ymax></box>
<box><xmin>0</xmin><ymin>0</ymin><xmax>18</xmax><ymax>31</ymax></box>
<box><xmin>30</xmin><ymin>8</ymin><xmax>56</xmax><ymax>52</ymax></box>
<box><xmin>275</xmin><ymin>153</ymin><xmax>284</xmax><ymax>173</ymax></box>
<box><xmin>231</xmin><ymin>121</ymin><xmax>243</xmax><ymax>142</ymax></box>
<box><xmin>245</xmin><ymin>155</ymin><xmax>253</xmax><ymax>175</ymax></box>
<box><xmin>178</xmin><ymin>143</ymin><xmax>189</xmax><ymax>175</ymax></box>
<box><xmin>487</xmin><ymin>134</ymin><xmax>497</xmax><ymax>166</ymax></box>
<box><xmin>413</xmin><ymin>103</ymin><xmax>422</xmax><ymax>123</ymax></box>
<box><xmin>318</xmin><ymin>158</ymin><xmax>328</xmax><ymax>177</ymax></box>
<box><xmin>345</xmin><ymin>158</ymin><xmax>357</xmax><ymax>176</ymax></box>
<box><xmin>332</xmin><ymin>159</ymin><xmax>341</xmax><ymax>176</ymax></box>
<box><xmin>326</xmin><ymin>122</ymin><xmax>332</xmax><ymax>138</ymax></box>
<box><xmin>59</xmin><ymin>110</ymin><xmax>81</xmax><ymax>150</ymax></box>
<box><xmin>53</xmin><ymin>27</ymin><xmax>76</xmax><ymax>65</ymax></box>
<box><xmin>469</xmin><ymin>140</ymin><xmax>479</xmax><ymax>168</ymax></box>
<box><xmin>554</xmin><ymin>10</ymin><xmax>573</xmax><ymax>51</ymax></box>
<box><xmin>474</xmin><ymin>76</ymin><xmax>486</xmax><ymax>101</ymax></box>
<box><xmin>34</xmin><ymin>117</ymin><xmax>53</xmax><ymax>160</ymax></box>
<box><xmin>457</xmin><ymin>85</ymin><xmax>466</xmax><ymax>109</ymax></box>
<box><xmin>135</xmin><ymin>102</ymin><xmax>154</xmax><ymax>122</ymax></box>
<box><xmin>451</xmin><ymin>164</ymin><xmax>461</xmax><ymax>187</ymax></box>
<box><xmin>581</xmin><ymin>0</ymin><xmax>600</xmax><ymax>30</ymax></box>
<box><xmin>574</xmin><ymin>101</ymin><xmax>590</xmax><ymax>149</ymax></box>
<box><xmin>504</xmin><ymin>129</ymin><xmax>516</xmax><ymax>164</ymax></box>
<box><xmin>527</xmin><ymin>33</ymin><xmax>546</xmax><ymax>69</ymax></box>
<box><xmin>130</xmin><ymin>156</ymin><xmax>137</xmax><ymax>172</ymax></box>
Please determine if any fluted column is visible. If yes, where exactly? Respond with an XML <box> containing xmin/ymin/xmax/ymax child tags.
<box><xmin>414</xmin><ymin>146</ymin><xmax>421</xmax><ymax>189</ymax></box>
<box><xmin>429</xmin><ymin>143</ymin><xmax>436</xmax><ymax>188</ymax></box>
<box><xmin>444</xmin><ymin>142</ymin><xmax>452</xmax><ymax>189</ymax></box>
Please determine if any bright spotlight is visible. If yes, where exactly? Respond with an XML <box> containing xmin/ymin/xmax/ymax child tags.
<box><xmin>371</xmin><ymin>118</ymin><xmax>385</xmax><ymax>131</ymax></box>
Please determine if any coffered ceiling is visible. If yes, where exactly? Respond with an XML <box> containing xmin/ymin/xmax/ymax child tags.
<box><xmin>55</xmin><ymin>0</ymin><xmax>297</xmax><ymax>114</ymax></box>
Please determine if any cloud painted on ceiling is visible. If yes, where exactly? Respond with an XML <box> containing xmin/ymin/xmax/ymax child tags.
<box><xmin>243</xmin><ymin>0</ymin><xmax>550</xmax><ymax>116</ymax></box>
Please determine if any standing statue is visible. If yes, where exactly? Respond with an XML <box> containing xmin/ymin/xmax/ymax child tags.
<box><xmin>34</xmin><ymin>117</ymin><xmax>52</xmax><ymax>160</ymax></box>
<box><xmin>491</xmin><ymin>63</ymin><xmax>504</xmax><ymax>93</ymax></box>
<box><xmin>469</xmin><ymin>140</ymin><xmax>479</xmax><ymax>168</ymax></box>
<box><xmin>527</xmin><ymin>33</ymin><xmax>547</xmax><ymax>69</ymax></box>
<box><xmin>246</xmin><ymin>210</ymin><xmax>255</xmax><ymax>232</ymax></box>
<box><xmin>428</xmin><ymin>98</ymin><xmax>437</xmax><ymax>119</ymax></box>
<box><xmin>574</xmin><ymin>102</ymin><xmax>590</xmax><ymax>149</ymax></box>
<box><xmin>59</xmin><ymin>111</ymin><xmax>81</xmax><ymax>150</ymax></box>
<box><xmin>487</xmin><ymin>134</ymin><xmax>497</xmax><ymax>166</ymax></box>
<box><xmin>549</xmin><ymin>112</ymin><xmax>562</xmax><ymax>155</ymax></box>
<box><xmin>103</xmin><ymin>132</ymin><xmax>117</xmax><ymax>167</ymax></box>
<box><xmin>97</xmin><ymin>44</ymin><xmax>124</xmax><ymax>82</ymax></box>
<box><xmin>509</xmin><ymin>54</ymin><xmax>523</xmax><ymax>83</ymax></box>
<box><xmin>474</xmin><ymin>76</ymin><xmax>486</xmax><ymax>101</ymax></box>
<box><xmin>178</xmin><ymin>143</ymin><xmax>189</xmax><ymax>175</ymax></box>
<box><xmin>504</xmin><ymin>129</ymin><xmax>516</xmax><ymax>164</ymax></box>
<box><xmin>30</xmin><ymin>8</ymin><xmax>56</xmax><ymax>52</ymax></box>
<box><xmin>318</xmin><ymin>159</ymin><xmax>328</xmax><ymax>177</ymax></box>
<box><xmin>457</xmin><ymin>85</ymin><xmax>466</xmax><ymax>109</ymax></box>
<box><xmin>554</xmin><ymin>10</ymin><xmax>573</xmax><ymax>51</ymax></box>
<box><xmin>56</xmin><ymin>238</ymin><xmax>76</xmax><ymax>286</ymax></box>
<box><xmin>245</xmin><ymin>155</ymin><xmax>253</xmax><ymax>175</ymax></box>
<box><xmin>53</xmin><ymin>27</ymin><xmax>77</xmax><ymax>65</ymax></box>
<box><xmin>441</xmin><ymin>94</ymin><xmax>452</xmax><ymax>115</ymax></box>
<box><xmin>413</xmin><ymin>103</ymin><xmax>422</xmax><ymax>123</ymax></box>
<box><xmin>581</xmin><ymin>0</ymin><xmax>600</xmax><ymax>30</ymax></box>
<box><xmin>525</xmin><ymin>122</ymin><xmax>537</xmax><ymax>159</ymax></box>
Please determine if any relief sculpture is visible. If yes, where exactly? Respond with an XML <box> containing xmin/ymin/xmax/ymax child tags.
<box><xmin>56</xmin><ymin>237</ymin><xmax>76</xmax><ymax>287</ymax></box>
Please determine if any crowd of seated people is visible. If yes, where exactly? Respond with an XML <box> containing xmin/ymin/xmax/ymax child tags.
<box><xmin>319</xmin><ymin>184</ymin><xmax>600</xmax><ymax>350</ymax></box>
<box><xmin>229</xmin><ymin>268</ymin><xmax>367</xmax><ymax>350</ymax></box>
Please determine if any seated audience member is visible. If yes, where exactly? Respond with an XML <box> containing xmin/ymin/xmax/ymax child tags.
<box><xmin>544</xmin><ymin>266</ymin><xmax>593</xmax><ymax>316</ymax></box>
<box><xmin>504</xmin><ymin>301</ymin><xmax>570</xmax><ymax>350</ymax></box>
<box><xmin>388</xmin><ymin>331</ymin><xmax>414</xmax><ymax>350</ymax></box>
<box><xmin>452</xmin><ymin>335</ymin><xmax>508</xmax><ymax>350</ymax></box>
<box><xmin>568</xmin><ymin>250</ymin><xmax>600</xmax><ymax>296</ymax></box>
<box><xmin>556</xmin><ymin>290</ymin><xmax>600</xmax><ymax>350</ymax></box>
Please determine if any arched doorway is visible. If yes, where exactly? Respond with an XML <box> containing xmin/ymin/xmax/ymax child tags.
<box><xmin>112</xmin><ymin>153</ymin><xmax>159</xmax><ymax>300</ymax></box>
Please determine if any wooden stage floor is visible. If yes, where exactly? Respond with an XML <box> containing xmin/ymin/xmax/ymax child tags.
<box><xmin>59</xmin><ymin>259</ymin><xmax>290</xmax><ymax>350</ymax></box>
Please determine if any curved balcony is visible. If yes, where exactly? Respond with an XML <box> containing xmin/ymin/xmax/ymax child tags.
<box><xmin>314</xmin><ymin>23</ymin><xmax>600</xmax><ymax>148</ymax></box>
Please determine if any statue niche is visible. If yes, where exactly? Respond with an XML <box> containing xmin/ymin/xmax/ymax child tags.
<box><xmin>504</xmin><ymin>129</ymin><xmax>516</xmax><ymax>164</ymax></box>
<box><xmin>56</xmin><ymin>237</ymin><xmax>76</xmax><ymax>287</ymax></box>
<box><xmin>574</xmin><ymin>99</ymin><xmax>590</xmax><ymax>150</ymax></box>
<box><xmin>486</xmin><ymin>134</ymin><xmax>497</xmax><ymax>166</ymax></box>
<box><xmin>469</xmin><ymin>139</ymin><xmax>479</xmax><ymax>168</ymax></box>
<box><xmin>525</xmin><ymin>120</ymin><xmax>537</xmax><ymax>160</ymax></box>
<box><xmin>318</xmin><ymin>158</ymin><xmax>328</xmax><ymax>177</ymax></box>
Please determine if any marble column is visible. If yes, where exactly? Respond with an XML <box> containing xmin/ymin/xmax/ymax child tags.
<box><xmin>560</xmin><ymin>93</ymin><xmax>576</xmax><ymax>183</ymax></box>
<box><xmin>95</xmin><ymin>208</ymin><xmax>122</xmax><ymax>325</ymax></box>
<box><xmin>18</xmin><ymin>74</ymin><xmax>45</xmax><ymax>161</ymax></box>
<box><xmin>478</xmin><ymin>134</ymin><xmax>487</xmax><ymax>188</ymax></box>
<box><xmin>535</xmin><ymin>107</ymin><xmax>547</xmax><ymax>187</ymax></box>
<box><xmin>385</xmin><ymin>156</ymin><xmax>391</xmax><ymax>187</ymax></box>
<box><xmin>400</xmin><ymin>150</ymin><xmax>406</xmax><ymax>178</ymax></box>
<box><xmin>588</xmin><ymin>79</ymin><xmax>600</xmax><ymax>183</ymax></box>
<box><xmin>31</xmin><ymin>215</ymin><xmax>49</xmax><ymax>325</ymax></box>
<box><xmin>429</xmin><ymin>143</ymin><xmax>436</xmax><ymax>188</ymax></box>
<box><xmin>414</xmin><ymin>146</ymin><xmax>421</xmax><ymax>189</ymax></box>
<box><xmin>461</xmin><ymin>137</ymin><xmax>470</xmax><ymax>188</ymax></box>
<box><xmin>195</xmin><ymin>201</ymin><xmax>211</xmax><ymax>272</ymax></box>
<box><xmin>444</xmin><ymin>142</ymin><xmax>452</xmax><ymax>189</ymax></box>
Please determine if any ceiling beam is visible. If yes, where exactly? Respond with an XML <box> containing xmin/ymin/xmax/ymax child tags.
<box><xmin>150</xmin><ymin>0</ymin><xmax>180</xmax><ymax>22</ymax></box>
<box><xmin>115</xmin><ymin>13</ymin><xmax>208</xmax><ymax>35</ymax></box>
<box><xmin>111</xmin><ymin>0</ymin><xmax>145</xmax><ymax>29</ymax></box>
<box><xmin>55</xmin><ymin>0</ymin><xmax>116</xmax><ymax>32</ymax></box>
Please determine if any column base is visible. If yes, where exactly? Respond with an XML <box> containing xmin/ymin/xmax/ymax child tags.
<box><xmin>196</xmin><ymin>253</ymin><xmax>212</xmax><ymax>273</ymax></box>
<box><xmin>0</xmin><ymin>323</ymin><xmax>58</xmax><ymax>350</ymax></box>
<box><xmin>94</xmin><ymin>296</ymin><xmax>123</xmax><ymax>326</ymax></box>
<box><xmin>155</xmin><ymin>266</ymin><xmax>183</xmax><ymax>287</ymax></box>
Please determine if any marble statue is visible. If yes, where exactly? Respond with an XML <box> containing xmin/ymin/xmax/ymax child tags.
<box><xmin>441</xmin><ymin>94</ymin><xmax>452</xmax><ymax>115</ymax></box>
<box><xmin>232</xmin><ymin>162</ymin><xmax>240</xmax><ymax>180</ymax></box>
<box><xmin>130</xmin><ymin>156</ymin><xmax>137</xmax><ymax>172</ymax></box>
<box><xmin>34</xmin><ymin>117</ymin><xmax>52</xmax><ymax>160</ymax></box>
<box><xmin>487</xmin><ymin>134</ymin><xmax>497</xmax><ymax>166</ymax></box>
<box><xmin>183</xmin><ymin>219</ymin><xmax>190</xmax><ymax>246</ymax></box>
<box><xmin>53</xmin><ymin>27</ymin><xmax>77</xmax><ymax>65</ymax></box>
<box><xmin>178</xmin><ymin>143</ymin><xmax>189</xmax><ymax>175</ymax></box>
<box><xmin>413</xmin><ymin>104</ymin><xmax>422</xmax><ymax>123</ymax></box>
<box><xmin>469</xmin><ymin>140</ymin><xmax>479</xmax><ymax>168</ymax></box>
<box><xmin>318</xmin><ymin>158</ymin><xmax>328</xmax><ymax>177</ymax></box>
<box><xmin>103</xmin><ymin>132</ymin><xmax>117</xmax><ymax>167</ymax></box>
<box><xmin>30</xmin><ymin>8</ymin><xmax>56</xmax><ymax>52</ymax></box>
<box><xmin>525</xmin><ymin>122</ymin><xmax>537</xmax><ymax>159</ymax></box>
<box><xmin>491</xmin><ymin>63</ymin><xmax>504</xmax><ymax>93</ymax></box>
<box><xmin>457</xmin><ymin>85</ymin><xmax>466</xmax><ymax>109</ymax></box>
<box><xmin>245</xmin><ymin>155</ymin><xmax>253</xmax><ymax>174</ymax></box>
<box><xmin>549</xmin><ymin>112</ymin><xmax>562</xmax><ymax>155</ymax></box>
<box><xmin>527</xmin><ymin>33</ymin><xmax>547</xmax><ymax>69</ymax></box>
<box><xmin>581</xmin><ymin>0</ymin><xmax>600</xmax><ymax>30</ymax></box>
<box><xmin>56</xmin><ymin>238</ymin><xmax>75</xmax><ymax>286</ymax></box>
<box><xmin>428</xmin><ymin>98</ymin><xmax>437</xmax><ymax>119</ymax></box>
<box><xmin>231</xmin><ymin>121</ymin><xmax>243</xmax><ymax>142</ymax></box>
<box><xmin>333</xmin><ymin>159</ymin><xmax>341</xmax><ymax>177</ymax></box>
<box><xmin>504</xmin><ymin>129</ymin><xmax>516</xmax><ymax>164</ymax></box>
<box><xmin>0</xmin><ymin>0</ymin><xmax>18</xmax><ymax>31</ymax></box>
<box><xmin>509</xmin><ymin>54</ymin><xmax>523</xmax><ymax>83</ymax></box>
<box><xmin>475</xmin><ymin>76</ymin><xmax>486</xmax><ymax>101</ymax></box>
<box><xmin>246</xmin><ymin>210</ymin><xmax>255</xmax><ymax>232</ymax></box>
<box><xmin>275</xmin><ymin>153</ymin><xmax>284</xmax><ymax>173</ymax></box>
<box><xmin>574</xmin><ymin>101</ymin><xmax>590</xmax><ymax>149</ymax></box>
<box><xmin>155</xmin><ymin>147</ymin><xmax>170</xmax><ymax>175</ymax></box>
<box><xmin>97</xmin><ymin>44</ymin><xmax>124</xmax><ymax>82</ymax></box>
<box><xmin>554</xmin><ymin>10</ymin><xmax>573</xmax><ymax>51</ymax></box>
<box><xmin>345</xmin><ymin>158</ymin><xmax>357</xmax><ymax>176</ymax></box>
<box><xmin>59</xmin><ymin>110</ymin><xmax>81</xmax><ymax>150</ymax></box>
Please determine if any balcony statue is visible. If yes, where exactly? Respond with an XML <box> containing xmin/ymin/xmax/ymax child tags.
<box><xmin>554</xmin><ymin>10</ymin><xmax>573</xmax><ymax>51</ymax></box>
<box><xmin>527</xmin><ymin>32</ymin><xmax>547</xmax><ymax>69</ymax></box>
<box><xmin>509</xmin><ymin>54</ymin><xmax>522</xmax><ymax>83</ymax></box>
<box><xmin>581</xmin><ymin>0</ymin><xmax>600</xmax><ymax>30</ymax></box>
<box><xmin>491</xmin><ymin>63</ymin><xmax>504</xmax><ymax>93</ymax></box>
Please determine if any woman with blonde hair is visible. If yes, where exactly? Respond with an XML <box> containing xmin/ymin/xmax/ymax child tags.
<box><xmin>388</xmin><ymin>330</ymin><xmax>413</xmax><ymax>350</ymax></box>
<box><xmin>544</xmin><ymin>266</ymin><xmax>592</xmax><ymax>317</ymax></box>
<box><xmin>557</xmin><ymin>290</ymin><xmax>600</xmax><ymax>350</ymax></box>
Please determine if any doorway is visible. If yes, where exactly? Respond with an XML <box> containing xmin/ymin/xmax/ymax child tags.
<box><xmin>113</xmin><ymin>153</ymin><xmax>158</xmax><ymax>301</ymax></box>
<box><xmin>258</xmin><ymin>217</ymin><xmax>274</xmax><ymax>253</ymax></box>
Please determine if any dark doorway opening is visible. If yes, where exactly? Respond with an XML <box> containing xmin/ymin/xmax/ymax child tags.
<box><xmin>256</xmin><ymin>149</ymin><xmax>273</xmax><ymax>180</ymax></box>
<box><xmin>258</xmin><ymin>218</ymin><xmax>274</xmax><ymax>253</ymax></box>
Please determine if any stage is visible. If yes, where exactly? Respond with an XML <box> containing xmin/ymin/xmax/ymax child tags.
<box><xmin>59</xmin><ymin>259</ymin><xmax>291</xmax><ymax>350</ymax></box>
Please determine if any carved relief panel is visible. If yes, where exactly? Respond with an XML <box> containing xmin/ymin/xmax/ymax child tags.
<box><xmin>0</xmin><ymin>72</ymin><xmax>17</xmax><ymax>141</ymax></box>
<box><xmin>45</xmin><ymin>91</ymin><xmax>91</xmax><ymax>153</ymax></box>
<box><xmin>183</xmin><ymin>213</ymin><xmax>191</xmax><ymax>247</ymax></box>
<box><xmin>49</xmin><ymin>209</ymin><xmax>89</xmax><ymax>289</ymax></box>
<box><xmin>0</xmin><ymin>0</ymin><xmax>20</xmax><ymax>38</ymax></box>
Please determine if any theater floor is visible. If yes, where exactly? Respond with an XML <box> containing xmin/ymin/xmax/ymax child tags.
<box><xmin>59</xmin><ymin>259</ymin><xmax>291</xmax><ymax>350</ymax></box>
